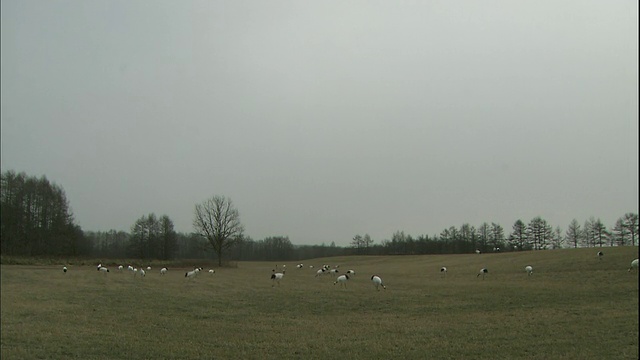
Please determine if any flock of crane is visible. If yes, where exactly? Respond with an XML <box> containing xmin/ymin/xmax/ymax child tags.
<box><xmin>64</xmin><ymin>252</ymin><xmax>639</xmax><ymax>291</ymax></box>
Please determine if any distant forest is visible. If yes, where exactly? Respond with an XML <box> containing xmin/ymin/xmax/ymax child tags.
<box><xmin>1</xmin><ymin>170</ymin><xmax>638</xmax><ymax>262</ymax></box>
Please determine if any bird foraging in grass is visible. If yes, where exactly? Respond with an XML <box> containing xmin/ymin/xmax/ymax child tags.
<box><xmin>334</xmin><ymin>274</ymin><xmax>350</xmax><ymax>287</ymax></box>
<box><xmin>525</xmin><ymin>266</ymin><xmax>533</xmax><ymax>276</ymax></box>
<box><xmin>371</xmin><ymin>275</ymin><xmax>386</xmax><ymax>290</ymax></box>
<box><xmin>440</xmin><ymin>267</ymin><xmax>447</xmax><ymax>277</ymax></box>
<box><xmin>271</xmin><ymin>269</ymin><xmax>285</xmax><ymax>286</ymax></box>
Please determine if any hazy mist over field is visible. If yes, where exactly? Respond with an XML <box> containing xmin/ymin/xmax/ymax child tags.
<box><xmin>1</xmin><ymin>1</ymin><xmax>638</xmax><ymax>245</ymax></box>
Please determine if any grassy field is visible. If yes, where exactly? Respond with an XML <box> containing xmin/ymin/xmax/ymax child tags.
<box><xmin>1</xmin><ymin>247</ymin><xmax>638</xmax><ymax>359</ymax></box>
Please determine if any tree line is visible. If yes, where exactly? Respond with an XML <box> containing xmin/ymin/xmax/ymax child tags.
<box><xmin>1</xmin><ymin>170</ymin><xmax>637</xmax><ymax>263</ymax></box>
<box><xmin>1</xmin><ymin>171</ymin><xmax>86</xmax><ymax>256</ymax></box>
<box><xmin>350</xmin><ymin>213</ymin><xmax>638</xmax><ymax>256</ymax></box>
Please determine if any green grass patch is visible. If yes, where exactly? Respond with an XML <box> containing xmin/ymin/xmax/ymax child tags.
<box><xmin>1</xmin><ymin>247</ymin><xmax>638</xmax><ymax>359</ymax></box>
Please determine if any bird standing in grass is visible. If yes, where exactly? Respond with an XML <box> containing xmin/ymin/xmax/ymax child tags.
<box><xmin>271</xmin><ymin>269</ymin><xmax>285</xmax><ymax>287</ymax></box>
<box><xmin>334</xmin><ymin>274</ymin><xmax>350</xmax><ymax>288</ymax></box>
<box><xmin>477</xmin><ymin>268</ymin><xmax>488</xmax><ymax>279</ymax></box>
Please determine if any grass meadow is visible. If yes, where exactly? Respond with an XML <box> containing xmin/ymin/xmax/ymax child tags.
<box><xmin>1</xmin><ymin>247</ymin><xmax>638</xmax><ymax>359</ymax></box>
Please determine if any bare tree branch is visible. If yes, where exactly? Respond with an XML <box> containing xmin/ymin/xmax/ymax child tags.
<box><xmin>193</xmin><ymin>195</ymin><xmax>244</xmax><ymax>266</ymax></box>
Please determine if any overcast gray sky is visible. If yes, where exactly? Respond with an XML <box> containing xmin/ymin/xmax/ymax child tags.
<box><xmin>1</xmin><ymin>1</ymin><xmax>638</xmax><ymax>246</ymax></box>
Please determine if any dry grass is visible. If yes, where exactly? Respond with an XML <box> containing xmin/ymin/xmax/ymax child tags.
<box><xmin>1</xmin><ymin>247</ymin><xmax>638</xmax><ymax>359</ymax></box>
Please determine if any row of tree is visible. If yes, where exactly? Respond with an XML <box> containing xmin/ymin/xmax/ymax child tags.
<box><xmin>350</xmin><ymin>212</ymin><xmax>638</xmax><ymax>256</ymax></box>
<box><xmin>1</xmin><ymin>170</ymin><xmax>638</xmax><ymax>263</ymax></box>
<box><xmin>1</xmin><ymin>171</ymin><xmax>86</xmax><ymax>256</ymax></box>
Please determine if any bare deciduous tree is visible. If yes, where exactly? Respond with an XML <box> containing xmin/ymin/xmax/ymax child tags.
<box><xmin>527</xmin><ymin>217</ymin><xmax>552</xmax><ymax>250</ymax></box>
<box><xmin>362</xmin><ymin>233</ymin><xmax>374</xmax><ymax>249</ymax></box>
<box><xmin>351</xmin><ymin>234</ymin><xmax>364</xmax><ymax>249</ymax></box>
<box><xmin>551</xmin><ymin>226</ymin><xmax>564</xmax><ymax>249</ymax></box>
<box><xmin>509</xmin><ymin>220</ymin><xmax>527</xmax><ymax>251</ymax></box>
<box><xmin>623</xmin><ymin>213</ymin><xmax>639</xmax><ymax>246</ymax></box>
<box><xmin>591</xmin><ymin>218</ymin><xmax>608</xmax><ymax>247</ymax></box>
<box><xmin>477</xmin><ymin>223</ymin><xmax>490</xmax><ymax>252</ymax></box>
<box><xmin>159</xmin><ymin>215</ymin><xmax>178</xmax><ymax>260</ymax></box>
<box><xmin>193</xmin><ymin>195</ymin><xmax>244</xmax><ymax>266</ymax></box>
<box><xmin>490</xmin><ymin>222</ymin><xmax>504</xmax><ymax>250</ymax></box>
<box><xmin>566</xmin><ymin>219</ymin><xmax>581</xmax><ymax>248</ymax></box>
<box><xmin>610</xmin><ymin>218</ymin><xmax>627</xmax><ymax>246</ymax></box>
